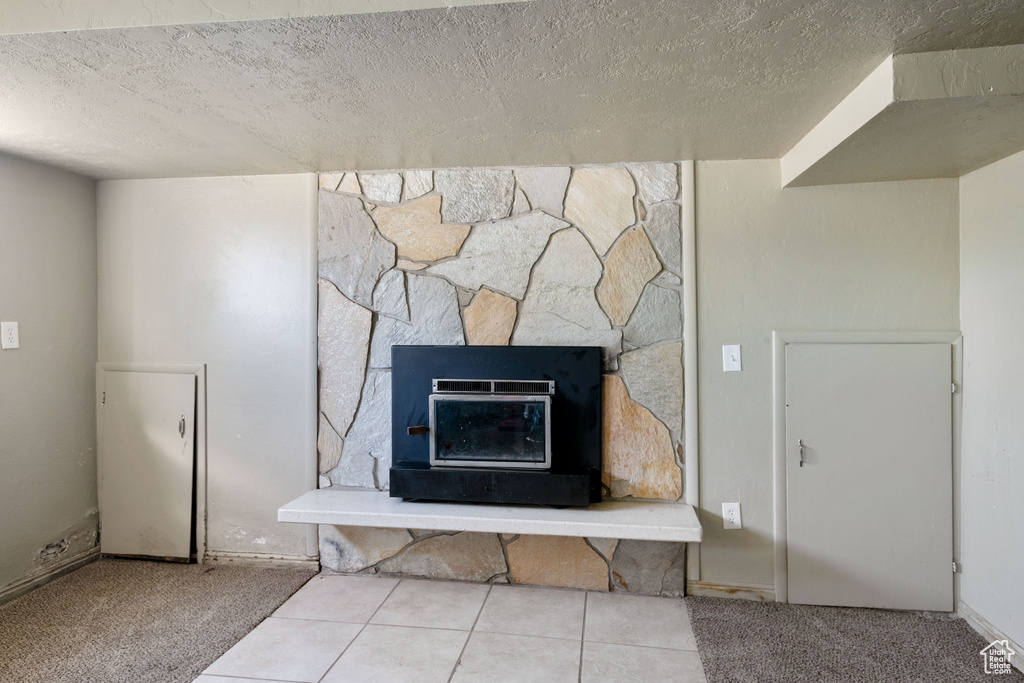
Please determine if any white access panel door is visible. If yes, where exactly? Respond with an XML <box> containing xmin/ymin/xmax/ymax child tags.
<box><xmin>99</xmin><ymin>371</ymin><xmax>196</xmax><ymax>559</ymax></box>
<box><xmin>786</xmin><ymin>343</ymin><xmax>952</xmax><ymax>611</ymax></box>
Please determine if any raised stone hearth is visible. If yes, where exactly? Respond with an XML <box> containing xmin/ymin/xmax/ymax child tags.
<box><xmin>315</xmin><ymin>162</ymin><xmax>689</xmax><ymax>595</ymax></box>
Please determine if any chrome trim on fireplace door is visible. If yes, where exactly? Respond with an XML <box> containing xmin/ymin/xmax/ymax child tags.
<box><xmin>428</xmin><ymin>393</ymin><xmax>552</xmax><ymax>469</ymax></box>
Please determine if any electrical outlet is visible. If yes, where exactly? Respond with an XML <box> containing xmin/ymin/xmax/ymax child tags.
<box><xmin>1</xmin><ymin>322</ymin><xmax>18</xmax><ymax>350</ymax></box>
<box><xmin>722</xmin><ymin>502</ymin><xmax>742</xmax><ymax>529</ymax></box>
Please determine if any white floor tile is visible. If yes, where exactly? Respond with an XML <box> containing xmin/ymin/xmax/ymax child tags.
<box><xmin>272</xmin><ymin>574</ymin><xmax>399</xmax><ymax>623</ymax></box>
<box><xmin>202</xmin><ymin>617</ymin><xmax>361</xmax><ymax>682</ymax></box>
<box><xmin>451</xmin><ymin>631</ymin><xmax>582</xmax><ymax>683</ymax></box>
<box><xmin>475</xmin><ymin>584</ymin><xmax>586</xmax><ymax>640</ymax></box>
<box><xmin>584</xmin><ymin>592</ymin><xmax>697</xmax><ymax>651</ymax></box>
<box><xmin>370</xmin><ymin>578</ymin><xmax>490</xmax><ymax>630</ymax></box>
<box><xmin>320</xmin><ymin>623</ymin><xmax>468</xmax><ymax>683</ymax></box>
<box><xmin>581</xmin><ymin>641</ymin><xmax>708</xmax><ymax>683</ymax></box>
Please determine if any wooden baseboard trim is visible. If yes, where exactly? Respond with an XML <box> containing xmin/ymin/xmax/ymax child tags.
<box><xmin>959</xmin><ymin>600</ymin><xmax>1024</xmax><ymax>673</ymax></box>
<box><xmin>204</xmin><ymin>551</ymin><xmax>320</xmax><ymax>569</ymax></box>
<box><xmin>687</xmin><ymin>579</ymin><xmax>776</xmax><ymax>601</ymax></box>
<box><xmin>0</xmin><ymin>546</ymin><xmax>101</xmax><ymax>606</ymax></box>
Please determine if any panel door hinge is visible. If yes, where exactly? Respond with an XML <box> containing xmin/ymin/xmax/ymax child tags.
<box><xmin>951</xmin><ymin>381</ymin><xmax>958</xmax><ymax>395</ymax></box>
<box><xmin>953</xmin><ymin>560</ymin><xmax>960</xmax><ymax>574</ymax></box>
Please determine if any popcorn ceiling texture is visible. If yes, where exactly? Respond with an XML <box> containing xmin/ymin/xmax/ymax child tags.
<box><xmin>317</xmin><ymin>162</ymin><xmax>687</xmax><ymax>594</ymax></box>
<box><xmin>2</xmin><ymin>1</ymin><xmax>1023</xmax><ymax>179</ymax></box>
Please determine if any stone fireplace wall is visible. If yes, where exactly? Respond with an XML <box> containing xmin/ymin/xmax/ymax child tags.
<box><xmin>317</xmin><ymin>163</ymin><xmax>687</xmax><ymax>595</ymax></box>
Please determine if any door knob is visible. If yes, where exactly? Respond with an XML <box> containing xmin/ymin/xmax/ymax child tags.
<box><xmin>798</xmin><ymin>439</ymin><xmax>805</xmax><ymax>467</ymax></box>
<box><xmin>179</xmin><ymin>416</ymin><xmax>186</xmax><ymax>438</ymax></box>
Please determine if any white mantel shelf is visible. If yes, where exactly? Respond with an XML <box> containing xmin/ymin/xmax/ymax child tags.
<box><xmin>279</xmin><ymin>489</ymin><xmax>702</xmax><ymax>543</ymax></box>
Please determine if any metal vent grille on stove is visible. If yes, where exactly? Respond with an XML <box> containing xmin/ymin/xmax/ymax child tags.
<box><xmin>493</xmin><ymin>380</ymin><xmax>553</xmax><ymax>395</ymax></box>
<box><xmin>433</xmin><ymin>379</ymin><xmax>555</xmax><ymax>395</ymax></box>
<box><xmin>435</xmin><ymin>379</ymin><xmax>492</xmax><ymax>393</ymax></box>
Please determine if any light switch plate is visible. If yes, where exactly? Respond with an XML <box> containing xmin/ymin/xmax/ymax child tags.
<box><xmin>722</xmin><ymin>344</ymin><xmax>741</xmax><ymax>372</ymax></box>
<box><xmin>1</xmin><ymin>322</ymin><xmax>19</xmax><ymax>350</ymax></box>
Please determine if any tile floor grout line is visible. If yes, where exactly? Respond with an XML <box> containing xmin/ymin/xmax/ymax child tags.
<box><xmin>578</xmin><ymin>591</ymin><xmax>590</xmax><ymax>683</ymax></box>
<box><xmin>314</xmin><ymin>576</ymin><xmax>404</xmax><ymax>683</ymax></box>
<box><xmin>584</xmin><ymin>638</ymin><xmax>699</xmax><ymax>653</ymax></box>
<box><xmin>446</xmin><ymin>582</ymin><xmax>493</xmax><ymax>683</ymax></box>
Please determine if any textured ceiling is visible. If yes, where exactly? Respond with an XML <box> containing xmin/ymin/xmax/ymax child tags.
<box><xmin>1</xmin><ymin>0</ymin><xmax>1023</xmax><ymax>179</ymax></box>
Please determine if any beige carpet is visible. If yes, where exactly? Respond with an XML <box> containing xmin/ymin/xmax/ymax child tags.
<box><xmin>686</xmin><ymin>595</ymin><xmax>1023</xmax><ymax>682</ymax></box>
<box><xmin>0</xmin><ymin>557</ymin><xmax>317</xmax><ymax>683</ymax></box>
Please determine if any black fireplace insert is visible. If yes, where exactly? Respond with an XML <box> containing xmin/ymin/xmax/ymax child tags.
<box><xmin>389</xmin><ymin>345</ymin><xmax>603</xmax><ymax>507</ymax></box>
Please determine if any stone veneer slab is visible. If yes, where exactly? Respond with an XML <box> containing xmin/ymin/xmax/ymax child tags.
<box><xmin>596</xmin><ymin>226</ymin><xmax>662</xmax><ymax>326</ymax></box>
<box><xmin>464</xmin><ymin>288</ymin><xmax>517</xmax><ymax>345</ymax></box>
<box><xmin>373</xmin><ymin>195</ymin><xmax>469</xmax><ymax>263</ymax></box>
<box><xmin>279</xmin><ymin>489</ymin><xmax>701</xmax><ymax>542</ymax></box>
<box><xmin>564</xmin><ymin>167</ymin><xmax>636</xmax><ymax>255</ymax></box>
<box><xmin>434</xmin><ymin>169</ymin><xmax>514</xmax><ymax>223</ymax></box>
<box><xmin>511</xmin><ymin>228</ymin><xmax>622</xmax><ymax>368</ymax></box>
<box><xmin>514</xmin><ymin>166</ymin><xmax>570</xmax><ymax>218</ymax></box>
<box><xmin>602</xmin><ymin>375</ymin><xmax>681</xmax><ymax>500</ymax></box>
<box><xmin>319</xmin><ymin>191</ymin><xmax>395</xmax><ymax>307</ymax></box>
<box><xmin>426</xmin><ymin>211</ymin><xmax>568</xmax><ymax>300</ymax></box>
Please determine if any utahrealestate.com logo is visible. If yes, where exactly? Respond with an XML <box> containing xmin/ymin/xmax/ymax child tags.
<box><xmin>981</xmin><ymin>640</ymin><xmax>1016</xmax><ymax>675</ymax></box>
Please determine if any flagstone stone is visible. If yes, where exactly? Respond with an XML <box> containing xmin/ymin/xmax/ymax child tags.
<box><xmin>359</xmin><ymin>173</ymin><xmax>402</xmax><ymax>203</ymax></box>
<box><xmin>645</xmin><ymin>202</ymin><xmax>682</xmax><ymax>275</ymax></box>
<box><xmin>319</xmin><ymin>191</ymin><xmax>395</xmax><ymax>307</ymax></box>
<box><xmin>629</xmin><ymin>163</ymin><xmax>679</xmax><ymax>203</ymax></box>
<box><xmin>341</xmin><ymin>370</ymin><xmax>392</xmax><ymax>487</ymax></box>
<box><xmin>564</xmin><ymin>167</ymin><xmax>636</xmax><ymax>255</ymax></box>
<box><xmin>506</xmin><ymin>535</ymin><xmax>609</xmax><ymax>591</ymax></box>
<box><xmin>623</xmin><ymin>284</ymin><xmax>682</xmax><ymax>347</ymax></box>
<box><xmin>427</xmin><ymin>211</ymin><xmax>568</xmax><ymax>300</ymax></box>
<box><xmin>319</xmin><ymin>173</ymin><xmax>343</xmax><ymax>191</ymax></box>
<box><xmin>620</xmin><ymin>342</ymin><xmax>683</xmax><ymax>438</ymax></box>
<box><xmin>373</xmin><ymin>195</ymin><xmax>470</xmax><ymax>262</ymax></box>
<box><xmin>596</xmin><ymin>226</ymin><xmax>662</xmax><ymax>325</ymax></box>
<box><xmin>403</xmin><ymin>170</ymin><xmax>433</xmax><ymax>200</ymax></box>
<box><xmin>588</xmin><ymin>538</ymin><xmax>620</xmax><ymax>561</ymax></box>
<box><xmin>511</xmin><ymin>228</ymin><xmax>622</xmax><ymax>368</ymax></box>
<box><xmin>318</xmin><ymin>412</ymin><xmax>344</xmax><ymax>474</ymax></box>
<box><xmin>602</xmin><ymin>375</ymin><xmax>681</xmax><ymax>500</ymax></box>
<box><xmin>318</xmin><ymin>278</ymin><xmax>371</xmax><ymax>437</ymax></box>
<box><xmin>465</xmin><ymin>289</ymin><xmax>517</xmax><ymax>345</ymax></box>
<box><xmin>512</xmin><ymin>186</ymin><xmax>530</xmax><ymax>214</ymax></box>
<box><xmin>515</xmin><ymin>166</ymin><xmax>570</xmax><ymax>218</ymax></box>
<box><xmin>610</xmin><ymin>540</ymin><xmax>686</xmax><ymax>597</ymax></box>
<box><xmin>652</xmin><ymin>271</ymin><xmax>682</xmax><ymax>287</ymax></box>
<box><xmin>369</xmin><ymin>274</ymin><xmax>464</xmax><ymax>368</ymax></box>
<box><xmin>338</xmin><ymin>173</ymin><xmax>361</xmax><ymax>194</ymax></box>
<box><xmin>372</xmin><ymin>268</ymin><xmax>409</xmax><ymax>322</ymax></box>
<box><xmin>319</xmin><ymin>525</ymin><xmax>413</xmax><ymax>573</ymax></box>
<box><xmin>435</xmin><ymin>169</ymin><xmax>514</xmax><ymax>223</ymax></box>
<box><xmin>378</xmin><ymin>532</ymin><xmax>506</xmax><ymax>582</ymax></box>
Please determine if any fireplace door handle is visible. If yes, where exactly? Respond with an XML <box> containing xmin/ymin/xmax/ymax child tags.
<box><xmin>407</xmin><ymin>425</ymin><xmax>429</xmax><ymax>436</ymax></box>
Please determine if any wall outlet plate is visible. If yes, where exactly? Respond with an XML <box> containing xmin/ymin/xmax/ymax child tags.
<box><xmin>1</xmin><ymin>322</ymin><xmax>18</xmax><ymax>349</ymax></box>
<box><xmin>723</xmin><ymin>502</ymin><xmax>742</xmax><ymax>529</ymax></box>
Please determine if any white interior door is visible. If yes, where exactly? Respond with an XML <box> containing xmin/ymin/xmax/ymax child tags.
<box><xmin>99</xmin><ymin>370</ymin><xmax>196</xmax><ymax>559</ymax></box>
<box><xmin>786</xmin><ymin>343</ymin><xmax>952</xmax><ymax>611</ymax></box>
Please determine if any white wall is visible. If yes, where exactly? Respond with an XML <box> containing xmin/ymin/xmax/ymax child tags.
<box><xmin>959</xmin><ymin>150</ymin><xmax>1024</xmax><ymax>651</ymax></box>
<box><xmin>0</xmin><ymin>153</ymin><xmax>98</xmax><ymax>595</ymax></box>
<box><xmin>695</xmin><ymin>160</ymin><xmax>960</xmax><ymax>589</ymax></box>
<box><xmin>98</xmin><ymin>174</ymin><xmax>318</xmax><ymax>560</ymax></box>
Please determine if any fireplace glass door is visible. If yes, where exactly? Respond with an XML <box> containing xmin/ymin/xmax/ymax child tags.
<box><xmin>429</xmin><ymin>394</ymin><xmax>552</xmax><ymax>469</ymax></box>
